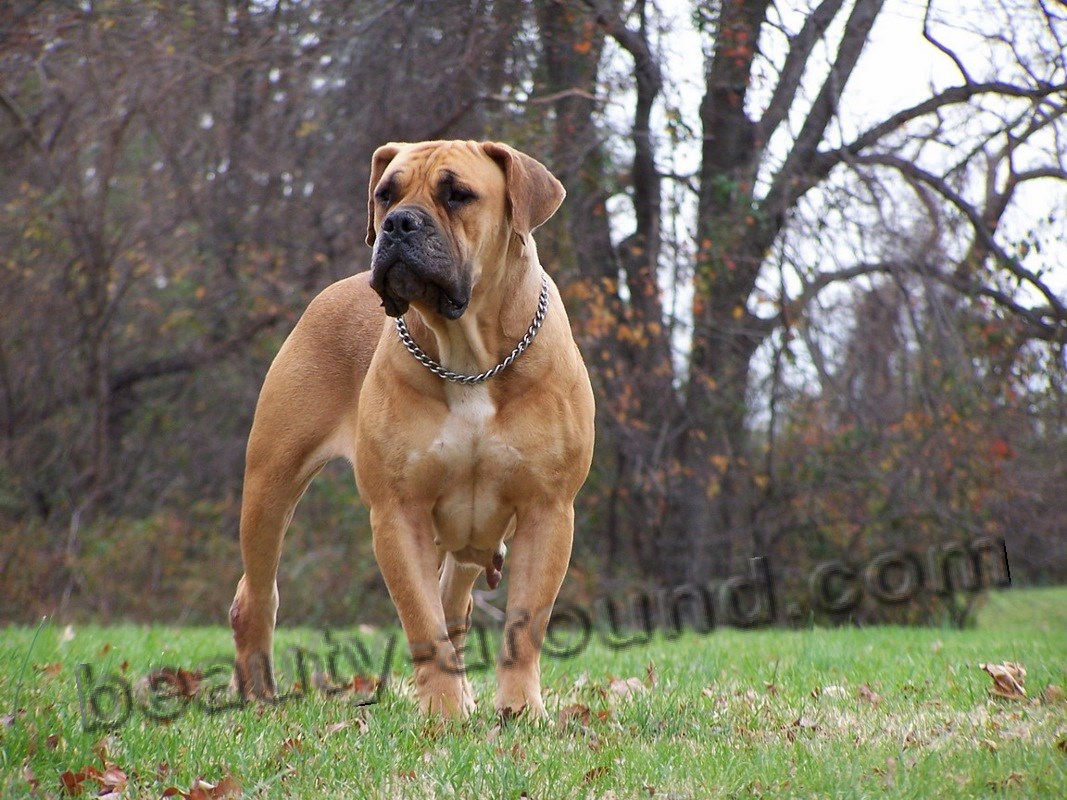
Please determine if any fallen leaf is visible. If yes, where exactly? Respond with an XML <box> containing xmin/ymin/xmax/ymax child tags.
<box><xmin>558</xmin><ymin>704</ymin><xmax>591</xmax><ymax>727</ymax></box>
<box><xmin>146</xmin><ymin>667</ymin><xmax>203</xmax><ymax>699</ymax></box>
<box><xmin>645</xmin><ymin>660</ymin><xmax>657</xmax><ymax>687</ymax></box>
<box><xmin>609</xmin><ymin>677</ymin><xmax>646</xmax><ymax>698</ymax></box>
<box><xmin>35</xmin><ymin>662</ymin><xmax>62</xmax><ymax>678</ymax></box>
<box><xmin>23</xmin><ymin>762</ymin><xmax>38</xmax><ymax>790</ymax></box>
<box><xmin>182</xmin><ymin>775</ymin><xmax>242</xmax><ymax>800</ymax></box>
<box><xmin>92</xmin><ymin>735</ymin><xmax>118</xmax><ymax>763</ymax></box>
<box><xmin>583</xmin><ymin>766</ymin><xmax>610</xmax><ymax>783</ymax></box>
<box><xmin>100</xmin><ymin>765</ymin><xmax>128</xmax><ymax>791</ymax></box>
<box><xmin>46</xmin><ymin>734</ymin><xmax>60</xmax><ymax>750</ymax></box>
<box><xmin>351</xmin><ymin>674</ymin><xmax>378</xmax><ymax>695</ymax></box>
<box><xmin>324</xmin><ymin>721</ymin><xmax>349</xmax><ymax>736</ymax></box>
<box><xmin>986</xmin><ymin>772</ymin><xmax>1024</xmax><ymax>790</ymax></box>
<box><xmin>59</xmin><ymin>772</ymin><xmax>81</xmax><ymax>796</ymax></box>
<box><xmin>979</xmin><ymin>662</ymin><xmax>1027</xmax><ymax>699</ymax></box>
<box><xmin>857</xmin><ymin>684</ymin><xmax>882</xmax><ymax>706</ymax></box>
<box><xmin>279</xmin><ymin>737</ymin><xmax>303</xmax><ymax>757</ymax></box>
<box><xmin>793</xmin><ymin>715</ymin><xmax>818</xmax><ymax>730</ymax></box>
<box><xmin>1042</xmin><ymin>684</ymin><xmax>1064</xmax><ymax>704</ymax></box>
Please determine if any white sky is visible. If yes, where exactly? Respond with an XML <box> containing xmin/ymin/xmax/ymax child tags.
<box><xmin>621</xmin><ymin>0</ymin><xmax>1067</xmax><ymax>321</ymax></box>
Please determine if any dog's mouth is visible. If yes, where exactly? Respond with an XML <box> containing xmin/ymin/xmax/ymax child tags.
<box><xmin>370</xmin><ymin>259</ymin><xmax>470</xmax><ymax>320</ymax></box>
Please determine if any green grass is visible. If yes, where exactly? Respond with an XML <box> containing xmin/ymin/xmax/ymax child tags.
<box><xmin>1</xmin><ymin>587</ymin><xmax>1065</xmax><ymax>798</ymax></box>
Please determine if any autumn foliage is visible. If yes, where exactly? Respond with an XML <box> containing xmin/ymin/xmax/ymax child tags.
<box><xmin>1</xmin><ymin>1</ymin><xmax>1065</xmax><ymax>625</ymax></box>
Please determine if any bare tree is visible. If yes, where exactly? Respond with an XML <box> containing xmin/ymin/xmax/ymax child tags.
<box><xmin>536</xmin><ymin>0</ymin><xmax>1066</xmax><ymax>583</ymax></box>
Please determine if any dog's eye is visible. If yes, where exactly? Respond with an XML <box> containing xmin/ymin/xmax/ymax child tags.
<box><xmin>375</xmin><ymin>187</ymin><xmax>392</xmax><ymax>206</ymax></box>
<box><xmin>445</xmin><ymin>186</ymin><xmax>477</xmax><ymax>209</ymax></box>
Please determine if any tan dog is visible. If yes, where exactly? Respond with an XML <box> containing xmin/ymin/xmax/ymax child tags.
<box><xmin>229</xmin><ymin>141</ymin><xmax>595</xmax><ymax>718</ymax></box>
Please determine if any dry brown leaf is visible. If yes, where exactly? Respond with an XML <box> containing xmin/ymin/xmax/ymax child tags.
<box><xmin>645</xmin><ymin>660</ymin><xmax>657</xmax><ymax>687</ymax></box>
<box><xmin>100</xmin><ymin>765</ymin><xmax>128</xmax><ymax>791</ymax></box>
<box><xmin>857</xmin><ymin>684</ymin><xmax>882</xmax><ymax>706</ymax></box>
<box><xmin>979</xmin><ymin>662</ymin><xmax>1027</xmax><ymax>699</ymax></box>
<box><xmin>22</xmin><ymin>762</ymin><xmax>39</xmax><ymax>791</ymax></box>
<box><xmin>558</xmin><ymin>703</ymin><xmax>592</xmax><ymax>727</ymax></box>
<box><xmin>583</xmin><ymin>766</ymin><xmax>610</xmax><ymax>783</ymax></box>
<box><xmin>60</xmin><ymin>769</ymin><xmax>86</xmax><ymax>796</ymax></box>
<box><xmin>162</xmin><ymin>775</ymin><xmax>242</xmax><ymax>800</ymax></box>
<box><xmin>92</xmin><ymin>735</ymin><xmax>118</xmax><ymax>763</ymax></box>
<box><xmin>609</xmin><ymin>677</ymin><xmax>646</xmax><ymax>698</ymax></box>
<box><xmin>986</xmin><ymin>772</ymin><xmax>1024</xmax><ymax>790</ymax></box>
<box><xmin>146</xmin><ymin>667</ymin><xmax>203</xmax><ymax>699</ymax></box>
<box><xmin>351</xmin><ymin>674</ymin><xmax>378</xmax><ymax>695</ymax></box>
<box><xmin>793</xmin><ymin>715</ymin><xmax>818</xmax><ymax>730</ymax></box>
<box><xmin>36</xmin><ymin>662</ymin><xmax>62</xmax><ymax>678</ymax></box>
<box><xmin>279</xmin><ymin>737</ymin><xmax>303</xmax><ymax>757</ymax></box>
<box><xmin>1042</xmin><ymin>684</ymin><xmax>1065</xmax><ymax>704</ymax></box>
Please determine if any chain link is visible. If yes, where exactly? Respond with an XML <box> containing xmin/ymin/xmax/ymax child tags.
<box><xmin>395</xmin><ymin>273</ymin><xmax>549</xmax><ymax>384</ymax></box>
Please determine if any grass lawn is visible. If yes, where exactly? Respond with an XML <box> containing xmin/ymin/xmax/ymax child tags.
<box><xmin>1</xmin><ymin>586</ymin><xmax>1065</xmax><ymax>798</ymax></box>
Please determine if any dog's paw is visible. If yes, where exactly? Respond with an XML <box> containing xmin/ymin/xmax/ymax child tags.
<box><xmin>232</xmin><ymin>650</ymin><xmax>277</xmax><ymax>700</ymax></box>
<box><xmin>416</xmin><ymin>670</ymin><xmax>474</xmax><ymax>719</ymax></box>
<box><xmin>494</xmin><ymin>686</ymin><xmax>546</xmax><ymax>721</ymax></box>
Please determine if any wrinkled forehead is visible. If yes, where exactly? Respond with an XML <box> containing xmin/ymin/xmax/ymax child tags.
<box><xmin>380</xmin><ymin>142</ymin><xmax>505</xmax><ymax>195</ymax></box>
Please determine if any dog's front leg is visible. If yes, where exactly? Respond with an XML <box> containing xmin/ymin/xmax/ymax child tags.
<box><xmin>372</xmin><ymin>507</ymin><xmax>474</xmax><ymax>718</ymax></box>
<box><xmin>495</xmin><ymin>502</ymin><xmax>574</xmax><ymax>719</ymax></box>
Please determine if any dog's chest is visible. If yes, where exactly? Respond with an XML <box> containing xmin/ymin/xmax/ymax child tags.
<box><xmin>411</xmin><ymin>386</ymin><xmax>522</xmax><ymax>549</ymax></box>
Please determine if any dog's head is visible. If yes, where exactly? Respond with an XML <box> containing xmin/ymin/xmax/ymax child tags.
<box><xmin>366</xmin><ymin>141</ymin><xmax>565</xmax><ymax>319</ymax></box>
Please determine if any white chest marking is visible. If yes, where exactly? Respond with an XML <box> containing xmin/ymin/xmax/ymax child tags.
<box><xmin>423</xmin><ymin>385</ymin><xmax>519</xmax><ymax>553</ymax></box>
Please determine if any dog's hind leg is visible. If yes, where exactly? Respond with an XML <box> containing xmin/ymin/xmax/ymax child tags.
<box><xmin>229</xmin><ymin>324</ymin><xmax>358</xmax><ymax>698</ymax></box>
<box><xmin>230</xmin><ymin>441</ymin><xmax>328</xmax><ymax>699</ymax></box>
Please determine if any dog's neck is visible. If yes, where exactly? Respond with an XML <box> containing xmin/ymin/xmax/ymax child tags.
<box><xmin>405</xmin><ymin>235</ymin><xmax>544</xmax><ymax>381</ymax></box>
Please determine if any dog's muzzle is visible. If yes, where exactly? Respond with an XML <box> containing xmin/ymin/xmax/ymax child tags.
<box><xmin>369</xmin><ymin>208</ymin><xmax>470</xmax><ymax>320</ymax></box>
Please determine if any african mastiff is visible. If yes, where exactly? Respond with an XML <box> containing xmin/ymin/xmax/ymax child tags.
<box><xmin>229</xmin><ymin>140</ymin><xmax>595</xmax><ymax>718</ymax></box>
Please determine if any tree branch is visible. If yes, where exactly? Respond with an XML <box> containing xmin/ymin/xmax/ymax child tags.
<box><xmin>853</xmin><ymin>152</ymin><xmax>1067</xmax><ymax>323</ymax></box>
<box><xmin>763</xmin><ymin>0</ymin><xmax>886</xmax><ymax>221</ymax></box>
<box><xmin>758</xmin><ymin>0</ymin><xmax>847</xmax><ymax>145</ymax></box>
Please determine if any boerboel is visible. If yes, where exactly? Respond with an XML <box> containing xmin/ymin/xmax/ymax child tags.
<box><xmin>229</xmin><ymin>141</ymin><xmax>595</xmax><ymax>718</ymax></box>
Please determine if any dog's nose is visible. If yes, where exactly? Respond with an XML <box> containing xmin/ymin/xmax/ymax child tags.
<box><xmin>381</xmin><ymin>208</ymin><xmax>424</xmax><ymax>239</ymax></box>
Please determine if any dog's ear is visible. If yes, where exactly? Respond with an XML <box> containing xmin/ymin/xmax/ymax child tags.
<box><xmin>482</xmin><ymin>142</ymin><xmax>566</xmax><ymax>239</ymax></box>
<box><xmin>366</xmin><ymin>143</ymin><xmax>405</xmax><ymax>247</ymax></box>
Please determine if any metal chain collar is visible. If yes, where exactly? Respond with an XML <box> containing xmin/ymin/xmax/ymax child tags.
<box><xmin>395</xmin><ymin>273</ymin><xmax>549</xmax><ymax>385</ymax></box>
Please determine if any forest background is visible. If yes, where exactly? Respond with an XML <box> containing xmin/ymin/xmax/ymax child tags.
<box><xmin>1</xmin><ymin>0</ymin><xmax>1065</xmax><ymax>628</ymax></box>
